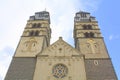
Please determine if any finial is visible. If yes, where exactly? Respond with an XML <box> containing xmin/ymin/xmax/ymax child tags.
<box><xmin>79</xmin><ymin>9</ymin><xmax>83</xmax><ymax>12</ymax></box>
<box><xmin>59</xmin><ymin>37</ymin><xmax>62</xmax><ymax>40</ymax></box>
<box><xmin>45</xmin><ymin>8</ymin><xmax>46</xmax><ymax>11</ymax></box>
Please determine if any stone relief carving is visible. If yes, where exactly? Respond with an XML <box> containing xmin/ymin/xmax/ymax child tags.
<box><xmin>87</xmin><ymin>39</ymin><xmax>100</xmax><ymax>54</ymax></box>
<box><xmin>21</xmin><ymin>38</ymin><xmax>38</xmax><ymax>52</ymax></box>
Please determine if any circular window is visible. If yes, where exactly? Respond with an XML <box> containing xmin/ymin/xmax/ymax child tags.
<box><xmin>52</xmin><ymin>64</ymin><xmax>68</xmax><ymax>78</ymax></box>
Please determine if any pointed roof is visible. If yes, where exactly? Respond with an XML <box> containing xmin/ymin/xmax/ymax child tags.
<box><xmin>37</xmin><ymin>37</ymin><xmax>83</xmax><ymax>57</ymax></box>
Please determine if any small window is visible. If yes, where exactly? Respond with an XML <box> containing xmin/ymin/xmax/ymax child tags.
<box><xmin>94</xmin><ymin>60</ymin><xmax>99</xmax><ymax>65</ymax></box>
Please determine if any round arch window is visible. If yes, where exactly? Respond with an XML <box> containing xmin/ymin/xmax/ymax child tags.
<box><xmin>52</xmin><ymin>64</ymin><xmax>68</xmax><ymax>78</ymax></box>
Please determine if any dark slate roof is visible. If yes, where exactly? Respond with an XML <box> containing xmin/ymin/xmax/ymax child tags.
<box><xmin>76</xmin><ymin>11</ymin><xmax>90</xmax><ymax>14</ymax></box>
<box><xmin>29</xmin><ymin>11</ymin><xmax>50</xmax><ymax>23</ymax></box>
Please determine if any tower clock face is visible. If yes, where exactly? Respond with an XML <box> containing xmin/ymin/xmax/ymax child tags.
<box><xmin>52</xmin><ymin>64</ymin><xmax>68</xmax><ymax>78</ymax></box>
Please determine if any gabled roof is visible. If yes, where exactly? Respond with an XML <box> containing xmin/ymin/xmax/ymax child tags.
<box><xmin>37</xmin><ymin>37</ymin><xmax>83</xmax><ymax>57</ymax></box>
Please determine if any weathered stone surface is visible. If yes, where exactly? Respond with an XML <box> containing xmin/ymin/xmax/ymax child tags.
<box><xmin>5</xmin><ymin>57</ymin><xmax>36</xmax><ymax>80</ymax></box>
<box><xmin>85</xmin><ymin>59</ymin><xmax>118</xmax><ymax>80</ymax></box>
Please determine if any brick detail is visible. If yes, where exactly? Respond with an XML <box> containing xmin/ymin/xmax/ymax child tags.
<box><xmin>4</xmin><ymin>57</ymin><xmax>36</xmax><ymax>80</ymax></box>
<box><xmin>85</xmin><ymin>59</ymin><xmax>118</xmax><ymax>80</ymax></box>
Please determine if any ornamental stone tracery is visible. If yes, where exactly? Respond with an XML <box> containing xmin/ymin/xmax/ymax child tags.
<box><xmin>52</xmin><ymin>64</ymin><xmax>68</xmax><ymax>78</ymax></box>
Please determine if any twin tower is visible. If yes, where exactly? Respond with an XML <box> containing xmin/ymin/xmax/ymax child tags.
<box><xmin>5</xmin><ymin>11</ymin><xmax>117</xmax><ymax>80</ymax></box>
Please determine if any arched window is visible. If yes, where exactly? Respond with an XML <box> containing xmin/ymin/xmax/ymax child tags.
<box><xmin>84</xmin><ymin>32</ymin><xmax>94</xmax><ymax>38</ymax></box>
<box><xmin>35</xmin><ymin>31</ymin><xmax>39</xmax><ymax>36</ymax></box>
<box><xmin>90</xmin><ymin>32</ymin><xmax>94</xmax><ymax>37</ymax></box>
<box><xmin>83</xmin><ymin>25</ymin><xmax>87</xmax><ymax>29</ymax></box>
<box><xmin>84</xmin><ymin>32</ymin><xmax>89</xmax><ymax>37</ymax></box>
<box><xmin>87</xmin><ymin>25</ymin><xmax>92</xmax><ymax>29</ymax></box>
<box><xmin>36</xmin><ymin>23</ymin><xmax>41</xmax><ymax>28</ymax></box>
<box><xmin>83</xmin><ymin>25</ymin><xmax>92</xmax><ymax>30</ymax></box>
<box><xmin>29</xmin><ymin>31</ymin><xmax>34</xmax><ymax>36</ymax></box>
<box><xmin>32</xmin><ymin>23</ymin><xmax>37</xmax><ymax>28</ymax></box>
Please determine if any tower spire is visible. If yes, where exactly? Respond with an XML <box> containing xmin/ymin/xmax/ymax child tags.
<box><xmin>45</xmin><ymin>8</ymin><xmax>46</xmax><ymax>11</ymax></box>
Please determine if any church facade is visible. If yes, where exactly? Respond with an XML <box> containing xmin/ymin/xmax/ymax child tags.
<box><xmin>4</xmin><ymin>11</ymin><xmax>117</xmax><ymax>80</ymax></box>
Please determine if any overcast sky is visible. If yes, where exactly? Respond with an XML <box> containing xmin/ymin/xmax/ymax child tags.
<box><xmin>0</xmin><ymin>0</ymin><xmax>120</xmax><ymax>80</ymax></box>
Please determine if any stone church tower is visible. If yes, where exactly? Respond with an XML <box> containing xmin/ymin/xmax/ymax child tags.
<box><xmin>4</xmin><ymin>11</ymin><xmax>117</xmax><ymax>80</ymax></box>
